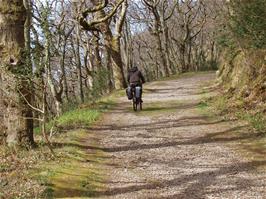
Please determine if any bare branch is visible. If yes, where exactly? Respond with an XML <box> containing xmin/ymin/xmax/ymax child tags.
<box><xmin>79</xmin><ymin>0</ymin><xmax>125</xmax><ymax>31</ymax></box>
<box><xmin>82</xmin><ymin>0</ymin><xmax>108</xmax><ymax>17</ymax></box>
<box><xmin>18</xmin><ymin>89</ymin><xmax>44</xmax><ymax>114</ymax></box>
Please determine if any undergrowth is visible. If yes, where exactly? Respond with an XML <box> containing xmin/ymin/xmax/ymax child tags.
<box><xmin>34</xmin><ymin>99</ymin><xmax>115</xmax><ymax>135</ymax></box>
<box><xmin>236</xmin><ymin>112</ymin><xmax>266</xmax><ymax>134</ymax></box>
<box><xmin>56</xmin><ymin>109</ymin><xmax>100</xmax><ymax>129</ymax></box>
<box><xmin>204</xmin><ymin>94</ymin><xmax>266</xmax><ymax>134</ymax></box>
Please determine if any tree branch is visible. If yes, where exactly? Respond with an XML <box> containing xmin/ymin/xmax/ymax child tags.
<box><xmin>79</xmin><ymin>0</ymin><xmax>125</xmax><ymax>31</ymax></box>
<box><xmin>82</xmin><ymin>0</ymin><xmax>108</xmax><ymax>17</ymax></box>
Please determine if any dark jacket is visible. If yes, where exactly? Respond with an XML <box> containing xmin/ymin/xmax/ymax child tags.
<box><xmin>127</xmin><ymin>67</ymin><xmax>145</xmax><ymax>85</ymax></box>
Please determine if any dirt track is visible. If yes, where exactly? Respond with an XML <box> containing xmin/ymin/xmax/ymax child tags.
<box><xmin>91</xmin><ymin>73</ymin><xmax>266</xmax><ymax>199</ymax></box>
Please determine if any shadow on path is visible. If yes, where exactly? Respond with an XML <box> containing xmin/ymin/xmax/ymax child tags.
<box><xmin>93</xmin><ymin>160</ymin><xmax>266</xmax><ymax>198</ymax></box>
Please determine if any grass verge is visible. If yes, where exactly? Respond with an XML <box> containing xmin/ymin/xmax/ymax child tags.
<box><xmin>0</xmin><ymin>96</ymin><xmax>117</xmax><ymax>198</ymax></box>
<box><xmin>157</xmin><ymin>71</ymin><xmax>215</xmax><ymax>82</ymax></box>
<box><xmin>35</xmin><ymin>129</ymin><xmax>108</xmax><ymax>198</ymax></box>
<box><xmin>208</xmin><ymin>95</ymin><xmax>266</xmax><ymax>134</ymax></box>
<box><xmin>197</xmin><ymin>89</ymin><xmax>266</xmax><ymax>168</ymax></box>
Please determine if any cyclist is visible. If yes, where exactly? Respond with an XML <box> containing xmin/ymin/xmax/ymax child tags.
<box><xmin>127</xmin><ymin>66</ymin><xmax>145</xmax><ymax>102</ymax></box>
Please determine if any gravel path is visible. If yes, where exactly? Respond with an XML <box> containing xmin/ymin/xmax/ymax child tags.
<box><xmin>92</xmin><ymin>73</ymin><xmax>266</xmax><ymax>199</ymax></box>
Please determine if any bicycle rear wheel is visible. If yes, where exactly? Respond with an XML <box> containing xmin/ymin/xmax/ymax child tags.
<box><xmin>139</xmin><ymin>102</ymin><xmax>142</xmax><ymax>110</ymax></box>
<box><xmin>133</xmin><ymin>97</ymin><xmax>137</xmax><ymax>111</ymax></box>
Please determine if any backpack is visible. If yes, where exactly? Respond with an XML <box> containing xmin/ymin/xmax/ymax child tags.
<box><xmin>126</xmin><ymin>87</ymin><xmax>133</xmax><ymax>100</ymax></box>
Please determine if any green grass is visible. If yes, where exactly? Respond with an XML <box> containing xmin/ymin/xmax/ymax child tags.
<box><xmin>197</xmin><ymin>101</ymin><xmax>208</xmax><ymax>110</ymax></box>
<box><xmin>113</xmin><ymin>89</ymin><xmax>126</xmax><ymax>97</ymax></box>
<box><xmin>34</xmin><ymin>98</ymin><xmax>115</xmax><ymax>135</ymax></box>
<box><xmin>236</xmin><ymin>112</ymin><xmax>266</xmax><ymax>133</ymax></box>
<box><xmin>208</xmin><ymin>94</ymin><xmax>266</xmax><ymax>134</ymax></box>
<box><xmin>34</xmin><ymin>109</ymin><xmax>100</xmax><ymax>135</ymax></box>
<box><xmin>213</xmin><ymin>96</ymin><xmax>228</xmax><ymax>112</ymax></box>
<box><xmin>56</xmin><ymin>109</ymin><xmax>100</xmax><ymax>128</ymax></box>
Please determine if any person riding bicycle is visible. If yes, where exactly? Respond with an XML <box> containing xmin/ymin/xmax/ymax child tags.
<box><xmin>127</xmin><ymin>66</ymin><xmax>145</xmax><ymax>101</ymax></box>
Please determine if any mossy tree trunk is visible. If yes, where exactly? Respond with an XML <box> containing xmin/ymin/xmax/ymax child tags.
<box><xmin>0</xmin><ymin>0</ymin><xmax>34</xmax><ymax>147</ymax></box>
<box><xmin>106</xmin><ymin>35</ymin><xmax>127</xmax><ymax>89</ymax></box>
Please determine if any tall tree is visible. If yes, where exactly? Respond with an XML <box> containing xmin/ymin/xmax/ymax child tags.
<box><xmin>0</xmin><ymin>0</ymin><xmax>34</xmax><ymax>147</ymax></box>
<box><xmin>80</xmin><ymin>0</ymin><xmax>128</xmax><ymax>89</ymax></box>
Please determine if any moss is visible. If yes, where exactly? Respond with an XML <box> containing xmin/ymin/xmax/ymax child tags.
<box><xmin>218</xmin><ymin>48</ymin><xmax>265</xmax><ymax>102</ymax></box>
<box><xmin>0</xmin><ymin>1</ymin><xmax>26</xmax><ymax>21</ymax></box>
<box><xmin>34</xmin><ymin>130</ymin><xmax>107</xmax><ymax>198</ymax></box>
<box><xmin>197</xmin><ymin>101</ymin><xmax>208</xmax><ymax>111</ymax></box>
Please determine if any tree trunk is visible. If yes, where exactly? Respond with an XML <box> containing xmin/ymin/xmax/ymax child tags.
<box><xmin>122</xmin><ymin>19</ymin><xmax>133</xmax><ymax>71</ymax></box>
<box><xmin>23</xmin><ymin>0</ymin><xmax>34</xmax><ymax>142</ymax></box>
<box><xmin>81</xmin><ymin>0</ymin><xmax>127</xmax><ymax>89</ymax></box>
<box><xmin>104</xmin><ymin>44</ymin><xmax>114</xmax><ymax>91</ymax></box>
<box><xmin>43</xmin><ymin>16</ymin><xmax>63</xmax><ymax>117</ymax></box>
<box><xmin>187</xmin><ymin>38</ymin><xmax>192</xmax><ymax>71</ymax></box>
<box><xmin>75</xmin><ymin>26</ymin><xmax>84</xmax><ymax>103</ymax></box>
<box><xmin>45</xmin><ymin>37</ymin><xmax>63</xmax><ymax>117</ymax></box>
<box><xmin>153</xmin><ymin>9</ymin><xmax>169</xmax><ymax>77</ymax></box>
<box><xmin>107</xmin><ymin>36</ymin><xmax>127</xmax><ymax>89</ymax></box>
<box><xmin>180</xmin><ymin>43</ymin><xmax>187</xmax><ymax>73</ymax></box>
<box><xmin>160</xmin><ymin>11</ymin><xmax>172</xmax><ymax>75</ymax></box>
<box><xmin>0</xmin><ymin>0</ymin><xmax>34</xmax><ymax>147</ymax></box>
<box><xmin>60</xmin><ymin>38</ymin><xmax>69</xmax><ymax>102</ymax></box>
<box><xmin>101</xmin><ymin>14</ymin><xmax>126</xmax><ymax>89</ymax></box>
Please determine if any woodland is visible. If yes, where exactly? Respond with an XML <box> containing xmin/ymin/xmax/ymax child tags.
<box><xmin>0</xmin><ymin>0</ymin><xmax>265</xmax><ymax>198</ymax></box>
